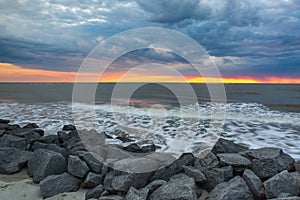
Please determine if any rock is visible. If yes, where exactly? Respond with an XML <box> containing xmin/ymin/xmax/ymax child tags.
<box><xmin>126</xmin><ymin>187</ymin><xmax>149</xmax><ymax>200</ymax></box>
<box><xmin>62</xmin><ymin>124</ymin><xmax>76</xmax><ymax>131</ymax></box>
<box><xmin>263</xmin><ymin>170</ymin><xmax>299</xmax><ymax>199</ymax></box>
<box><xmin>85</xmin><ymin>184</ymin><xmax>104</xmax><ymax>199</ymax></box>
<box><xmin>194</xmin><ymin>151</ymin><xmax>219</xmax><ymax>170</ymax></box>
<box><xmin>208</xmin><ymin>176</ymin><xmax>254</xmax><ymax>200</ymax></box>
<box><xmin>0</xmin><ymin>134</ymin><xmax>26</xmax><ymax>150</ymax></box>
<box><xmin>39</xmin><ymin>172</ymin><xmax>81</xmax><ymax>198</ymax></box>
<box><xmin>122</xmin><ymin>143</ymin><xmax>144</xmax><ymax>153</ymax></box>
<box><xmin>0</xmin><ymin>129</ymin><xmax>5</xmax><ymax>137</ymax></box>
<box><xmin>242</xmin><ymin>169</ymin><xmax>265</xmax><ymax>199</ymax></box>
<box><xmin>241</xmin><ymin>147</ymin><xmax>295</xmax><ymax>179</ymax></box>
<box><xmin>212</xmin><ymin>138</ymin><xmax>248</xmax><ymax>154</ymax></box>
<box><xmin>145</xmin><ymin>180</ymin><xmax>166</xmax><ymax>193</ymax></box>
<box><xmin>68</xmin><ymin>155</ymin><xmax>89</xmax><ymax>178</ymax></box>
<box><xmin>99</xmin><ymin>195</ymin><xmax>125</xmax><ymax>200</ymax></box>
<box><xmin>270</xmin><ymin>197</ymin><xmax>300</xmax><ymax>200</ymax></box>
<box><xmin>23</xmin><ymin>123</ymin><xmax>39</xmax><ymax>129</ymax></box>
<box><xmin>27</xmin><ymin>149</ymin><xmax>67</xmax><ymax>183</ymax></box>
<box><xmin>295</xmin><ymin>160</ymin><xmax>300</xmax><ymax>173</ymax></box>
<box><xmin>4</xmin><ymin>124</ymin><xmax>20</xmax><ymax>130</ymax></box>
<box><xmin>112</xmin><ymin>157</ymin><xmax>161</xmax><ymax>173</ymax></box>
<box><xmin>57</xmin><ymin>131</ymin><xmax>71</xmax><ymax>143</ymax></box>
<box><xmin>217</xmin><ymin>153</ymin><xmax>251</xmax><ymax>167</ymax></box>
<box><xmin>77</xmin><ymin>151</ymin><xmax>103</xmax><ymax>173</ymax></box>
<box><xmin>116</xmin><ymin>136</ymin><xmax>134</xmax><ymax>143</ymax></box>
<box><xmin>31</xmin><ymin>141</ymin><xmax>67</xmax><ymax>157</ymax></box>
<box><xmin>110</xmin><ymin>172</ymin><xmax>151</xmax><ymax>192</ymax></box>
<box><xmin>290</xmin><ymin>172</ymin><xmax>300</xmax><ymax>188</ymax></box>
<box><xmin>149</xmin><ymin>173</ymin><xmax>198</xmax><ymax>200</ymax></box>
<box><xmin>83</xmin><ymin>172</ymin><xmax>103</xmax><ymax>188</ymax></box>
<box><xmin>68</xmin><ymin>130</ymin><xmax>79</xmax><ymax>138</ymax></box>
<box><xmin>150</xmin><ymin>153</ymin><xmax>194</xmax><ymax>181</ymax></box>
<box><xmin>23</xmin><ymin>131</ymin><xmax>41</xmax><ymax>146</ymax></box>
<box><xmin>39</xmin><ymin>135</ymin><xmax>59</xmax><ymax>144</ymax></box>
<box><xmin>183</xmin><ymin>165</ymin><xmax>207</xmax><ymax>183</ymax></box>
<box><xmin>0</xmin><ymin>147</ymin><xmax>32</xmax><ymax>174</ymax></box>
<box><xmin>0</xmin><ymin>119</ymin><xmax>10</xmax><ymax>124</ymax></box>
<box><xmin>202</xmin><ymin>166</ymin><xmax>233</xmax><ymax>192</ymax></box>
<box><xmin>141</xmin><ymin>144</ymin><xmax>157</xmax><ymax>153</ymax></box>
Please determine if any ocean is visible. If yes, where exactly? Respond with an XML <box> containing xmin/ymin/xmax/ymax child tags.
<box><xmin>0</xmin><ymin>83</ymin><xmax>299</xmax><ymax>159</ymax></box>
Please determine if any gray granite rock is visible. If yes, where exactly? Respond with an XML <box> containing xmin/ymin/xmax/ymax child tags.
<box><xmin>39</xmin><ymin>172</ymin><xmax>81</xmax><ymax>198</ymax></box>
<box><xmin>150</xmin><ymin>153</ymin><xmax>194</xmax><ymax>181</ymax></box>
<box><xmin>77</xmin><ymin>151</ymin><xmax>103</xmax><ymax>173</ymax></box>
<box><xmin>212</xmin><ymin>138</ymin><xmax>248</xmax><ymax>154</ymax></box>
<box><xmin>99</xmin><ymin>195</ymin><xmax>125</xmax><ymax>200</ymax></box>
<box><xmin>0</xmin><ymin>134</ymin><xmax>26</xmax><ymax>150</ymax></box>
<box><xmin>202</xmin><ymin>166</ymin><xmax>233</xmax><ymax>192</ymax></box>
<box><xmin>145</xmin><ymin>179</ymin><xmax>166</xmax><ymax>194</ymax></box>
<box><xmin>263</xmin><ymin>170</ymin><xmax>300</xmax><ymax>199</ymax></box>
<box><xmin>242</xmin><ymin>169</ymin><xmax>265</xmax><ymax>199</ymax></box>
<box><xmin>241</xmin><ymin>147</ymin><xmax>295</xmax><ymax>179</ymax></box>
<box><xmin>149</xmin><ymin>173</ymin><xmax>197</xmax><ymax>200</ymax></box>
<box><xmin>110</xmin><ymin>172</ymin><xmax>151</xmax><ymax>192</ymax></box>
<box><xmin>125</xmin><ymin>187</ymin><xmax>149</xmax><ymax>200</ymax></box>
<box><xmin>85</xmin><ymin>184</ymin><xmax>104</xmax><ymax>199</ymax></box>
<box><xmin>217</xmin><ymin>153</ymin><xmax>251</xmax><ymax>167</ymax></box>
<box><xmin>31</xmin><ymin>141</ymin><xmax>67</xmax><ymax>157</ymax></box>
<box><xmin>67</xmin><ymin>155</ymin><xmax>89</xmax><ymax>178</ymax></box>
<box><xmin>295</xmin><ymin>160</ymin><xmax>300</xmax><ymax>173</ymax></box>
<box><xmin>0</xmin><ymin>147</ymin><xmax>32</xmax><ymax>174</ymax></box>
<box><xmin>194</xmin><ymin>151</ymin><xmax>219</xmax><ymax>170</ymax></box>
<box><xmin>208</xmin><ymin>176</ymin><xmax>254</xmax><ymax>200</ymax></box>
<box><xmin>183</xmin><ymin>165</ymin><xmax>207</xmax><ymax>183</ymax></box>
<box><xmin>27</xmin><ymin>149</ymin><xmax>67</xmax><ymax>183</ymax></box>
<box><xmin>83</xmin><ymin>172</ymin><xmax>103</xmax><ymax>188</ymax></box>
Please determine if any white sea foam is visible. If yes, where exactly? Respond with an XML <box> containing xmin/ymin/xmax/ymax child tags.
<box><xmin>0</xmin><ymin>102</ymin><xmax>299</xmax><ymax>159</ymax></box>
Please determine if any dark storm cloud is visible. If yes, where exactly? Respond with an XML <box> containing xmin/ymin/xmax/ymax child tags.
<box><xmin>0</xmin><ymin>0</ymin><xmax>299</xmax><ymax>78</ymax></box>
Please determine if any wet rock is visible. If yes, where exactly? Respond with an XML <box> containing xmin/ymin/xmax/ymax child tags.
<box><xmin>295</xmin><ymin>160</ymin><xmax>300</xmax><ymax>173</ymax></box>
<box><xmin>23</xmin><ymin>123</ymin><xmax>39</xmax><ymax>129</ymax></box>
<box><xmin>263</xmin><ymin>170</ymin><xmax>299</xmax><ymax>199</ymax></box>
<box><xmin>145</xmin><ymin>180</ymin><xmax>166</xmax><ymax>193</ymax></box>
<box><xmin>242</xmin><ymin>169</ymin><xmax>265</xmax><ymax>199</ymax></box>
<box><xmin>0</xmin><ymin>119</ymin><xmax>10</xmax><ymax>124</ymax></box>
<box><xmin>110</xmin><ymin>172</ymin><xmax>151</xmax><ymax>192</ymax></box>
<box><xmin>149</xmin><ymin>173</ymin><xmax>197</xmax><ymax>200</ymax></box>
<box><xmin>270</xmin><ymin>197</ymin><xmax>300</xmax><ymax>200</ymax></box>
<box><xmin>150</xmin><ymin>153</ymin><xmax>194</xmax><ymax>181</ymax></box>
<box><xmin>194</xmin><ymin>151</ymin><xmax>219</xmax><ymax>170</ymax></box>
<box><xmin>85</xmin><ymin>184</ymin><xmax>104</xmax><ymax>199</ymax></box>
<box><xmin>208</xmin><ymin>176</ymin><xmax>254</xmax><ymax>200</ymax></box>
<box><xmin>38</xmin><ymin>135</ymin><xmax>59</xmax><ymax>144</ymax></box>
<box><xmin>0</xmin><ymin>134</ymin><xmax>26</xmax><ymax>150</ymax></box>
<box><xmin>0</xmin><ymin>147</ymin><xmax>32</xmax><ymax>174</ymax></box>
<box><xmin>31</xmin><ymin>141</ymin><xmax>67</xmax><ymax>157</ymax></box>
<box><xmin>57</xmin><ymin>131</ymin><xmax>71</xmax><ymax>143</ymax></box>
<box><xmin>62</xmin><ymin>124</ymin><xmax>76</xmax><ymax>131</ymax></box>
<box><xmin>77</xmin><ymin>151</ymin><xmax>103</xmax><ymax>173</ymax></box>
<box><xmin>212</xmin><ymin>138</ymin><xmax>248</xmax><ymax>154</ymax></box>
<box><xmin>4</xmin><ymin>124</ymin><xmax>20</xmax><ymax>130</ymax></box>
<box><xmin>68</xmin><ymin>155</ymin><xmax>89</xmax><ymax>178</ymax></box>
<box><xmin>27</xmin><ymin>149</ymin><xmax>67</xmax><ymax>183</ymax></box>
<box><xmin>202</xmin><ymin>166</ymin><xmax>233</xmax><ymax>192</ymax></box>
<box><xmin>39</xmin><ymin>172</ymin><xmax>81</xmax><ymax>198</ymax></box>
<box><xmin>290</xmin><ymin>172</ymin><xmax>300</xmax><ymax>188</ymax></box>
<box><xmin>217</xmin><ymin>153</ymin><xmax>251</xmax><ymax>167</ymax></box>
<box><xmin>116</xmin><ymin>136</ymin><xmax>134</xmax><ymax>143</ymax></box>
<box><xmin>83</xmin><ymin>172</ymin><xmax>103</xmax><ymax>188</ymax></box>
<box><xmin>122</xmin><ymin>143</ymin><xmax>144</xmax><ymax>153</ymax></box>
<box><xmin>241</xmin><ymin>147</ymin><xmax>295</xmax><ymax>179</ymax></box>
<box><xmin>126</xmin><ymin>187</ymin><xmax>149</xmax><ymax>200</ymax></box>
<box><xmin>0</xmin><ymin>129</ymin><xmax>5</xmax><ymax>137</ymax></box>
<box><xmin>183</xmin><ymin>165</ymin><xmax>207</xmax><ymax>183</ymax></box>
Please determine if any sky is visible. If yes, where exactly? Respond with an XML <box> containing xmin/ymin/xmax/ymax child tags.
<box><xmin>0</xmin><ymin>0</ymin><xmax>299</xmax><ymax>83</ymax></box>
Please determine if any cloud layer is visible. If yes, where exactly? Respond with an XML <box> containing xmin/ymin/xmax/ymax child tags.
<box><xmin>0</xmin><ymin>0</ymin><xmax>299</xmax><ymax>80</ymax></box>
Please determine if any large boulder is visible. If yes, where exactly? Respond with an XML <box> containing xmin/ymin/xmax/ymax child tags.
<box><xmin>150</xmin><ymin>153</ymin><xmax>194</xmax><ymax>181</ymax></box>
<box><xmin>242</xmin><ymin>169</ymin><xmax>265</xmax><ymax>199</ymax></box>
<box><xmin>145</xmin><ymin>179</ymin><xmax>166</xmax><ymax>193</ymax></box>
<box><xmin>0</xmin><ymin>134</ymin><xmax>26</xmax><ymax>150</ymax></box>
<box><xmin>208</xmin><ymin>176</ymin><xmax>254</xmax><ymax>200</ymax></box>
<box><xmin>241</xmin><ymin>147</ymin><xmax>295</xmax><ymax>179</ymax></box>
<box><xmin>295</xmin><ymin>160</ymin><xmax>300</xmax><ymax>173</ymax></box>
<box><xmin>217</xmin><ymin>153</ymin><xmax>251</xmax><ymax>167</ymax></box>
<box><xmin>30</xmin><ymin>141</ymin><xmax>67</xmax><ymax>157</ymax></box>
<box><xmin>149</xmin><ymin>173</ymin><xmax>198</xmax><ymax>200</ymax></box>
<box><xmin>27</xmin><ymin>149</ymin><xmax>67</xmax><ymax>183</ymax></box>
<box><xmin>85</xmin><ymin>184</ymin><xmax>104</xmax><ymax>199</ymax></box>
<box><xmin>39</xmin><ymin>172</ymin><xmax>81</xmax><ymax>198</ymax></box>
<box><xmin>263</xmin><ymin>170</ymin><xmax>300</xmax><ymax>199</ymax></box>
<box><xmin>67</xmin><ymin>155</ymin><xmax>89</xmax><ymax>178</ymax></box>
<box><xmin>83</xmin><ymin>172</ymin><xmax>103</xmax><ymax>188</ymax></box>
<box><xmin>212</xmin><ymin>138</ymin><xmax>248</xmax><ymax>154</ymax></box>
<box><xmin>99</xmin><ymin>195</ymin><xmax>125</xmax><ymax>200</ymax></box>
<box><xmin>0</xmin><ymin>147</ymin><xmax>32</xmax><ymax>174</ymax></box>
<box><xmin>126</xmin><ymin>187</ymin><xmax>149</xmax><ymax>200</ymax></box>
<box><xmin>183</xmin><ymin>165</ymin><xmax>207</xmax><ymax>183</ymax></box>
<box><xmin>77</xmin><ymin>151</ymin><xmax>103</xmax><ymax>173</ymax></box>
<box><xmin>0</xmin><ymin>119</ymin><xmax>10</xmax><ymax>124</ymax></box>
<box><xmin>194</xmin><ymin>151</ymin><xmax>219</xmax><ymax>170</ymax></box>
<box><xmin>202</xmin><ymin>166</ymin><xmax>233</xmax><ymax>192</ymax></box>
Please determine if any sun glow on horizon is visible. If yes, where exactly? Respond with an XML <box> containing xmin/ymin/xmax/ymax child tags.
<box><xmin>0</xmin><ymin>62</ymin><xmax>300</xmax><ymax>84</ymax></box>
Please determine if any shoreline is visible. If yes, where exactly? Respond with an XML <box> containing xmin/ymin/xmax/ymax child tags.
<box><xmin>0</xmin><ymin>119</ymin><xmax>299</xmax><ymax>199</ymax></box>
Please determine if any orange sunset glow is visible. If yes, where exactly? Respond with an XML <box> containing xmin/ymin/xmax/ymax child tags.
<box><xmin>1</xmin><ymin>62</ymin><xmax>300</xmax><ymax>84</ymax></box>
